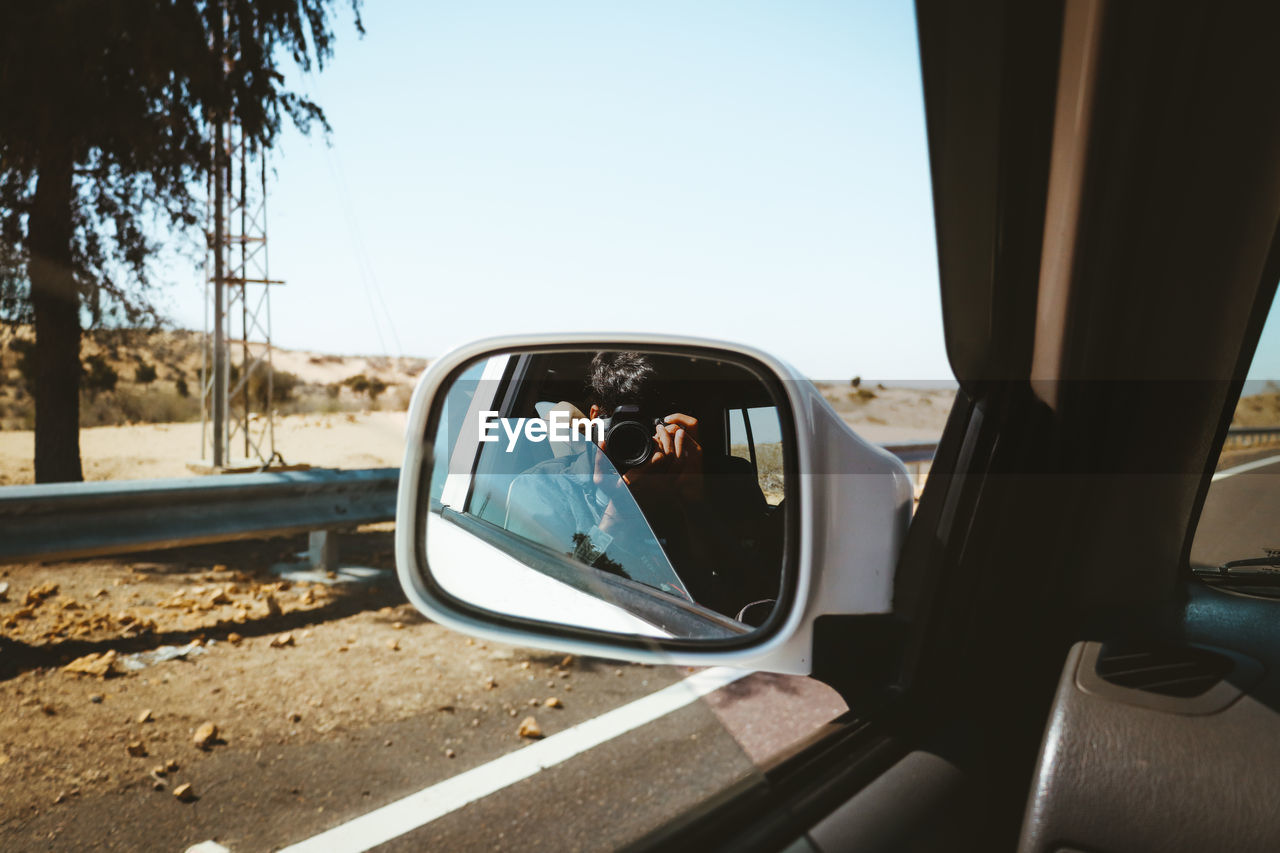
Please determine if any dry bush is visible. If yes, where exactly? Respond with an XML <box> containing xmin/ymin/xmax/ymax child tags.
<box><xmin>731</xmin><ymin>441</ymin><xmax>785</xmax><ymax>505</ymax></box>
<box><xmin>79</xmin><ymin>386</ymin><xmax>201</xmax><ymax>427</ymax></box>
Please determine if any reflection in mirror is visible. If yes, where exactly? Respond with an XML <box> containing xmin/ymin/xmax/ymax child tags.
<box><xmin>423</xmin><ymin>347</ymin><xmax>790</xmax><ymax>642</ymax></box>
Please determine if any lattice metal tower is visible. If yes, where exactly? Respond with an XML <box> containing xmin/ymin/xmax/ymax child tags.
<box><xmin>200</xmin><ymin>111</ymin><xmax>283</xmax><ymax>470</ymax></box>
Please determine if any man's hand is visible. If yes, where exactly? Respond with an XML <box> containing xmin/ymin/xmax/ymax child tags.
<box><xmin>624</xmin><ymin>413</ymin><xmax>704</xmax><ymax>501</ymax></box>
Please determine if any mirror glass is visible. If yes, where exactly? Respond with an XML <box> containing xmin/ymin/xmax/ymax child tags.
<box><xmin>421</xmin><ymin>347</ymin><xmax>791</xmax><ymax>642</ymax></box>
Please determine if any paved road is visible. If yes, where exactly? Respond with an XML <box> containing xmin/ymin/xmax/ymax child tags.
<box><xmin>5</xmin><ymin>654</ymin><xmax>844</xmax><ymax>852</ymax></box>
<box><xmin>1192</xmin><ymin>447</ymin><xmax>1280</xmax><ymax>568</ymax></box>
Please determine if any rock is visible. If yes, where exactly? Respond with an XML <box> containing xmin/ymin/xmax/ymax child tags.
<box><xmin>151</xmin><ymin>764</ymin><xmax>168</xmax><ymax>777</ymax></box>
<box><xmin>209</xmin><ymin>589</ymin><xmax>231</xmax><ymax>606</ymax></box>
<box><xmin>153</xmin><ymin>780</ymin><xmax>167</xmax><ymax>792</ymax></box>
<box><xmin>269</xmin><ymin>632</ymin><xmax>294</xmax><ymax>648</ymax></box>
<box><xmin>386</xmin><ymin>638</ymin><xmax>400</xmax><ymax>651</ymax></box>
<box><xmin>264</xmin><ymin>594</ymin><xmax>283</xmax><ymax>617</ymax></box>
<box><xmin>0</xmin><ymin>580</ymin><xmax>8</xmax><ymax>601</ymax></box>
<box><xmin>193</xmin><ymin>721</ymin><xmax>218</xmax><ymax>750</ymax></box>
<box><xmin>63</xmin><ymin>650</ymin><xmax>121</xmax><ymax>679</ymax></box>
<box><xmin>444</xmin><ymin>748</ymin><xmax>456</xmax><ymax>759</ymax></box>
<box><xmin>392</xmin><ymin>621</ymin><xmax>404</xmax><ymax>630</ymax></box>
<box><xmin>516</xmin><ymin>716</ymin><xmax>543</xmax><ymax>739</ymax></box>
<box><xmin>226</xmin><ymin>632</ymin><xmax>243</xmax><ymax>645</ymax></box>
<box><xmin>520</xmin><ymin>661</ymin><xmax>531</xmax><ymax>670</ymax></box>
<box><xmin>483</xmin><ymin>676</ymin><xmax>497</xmax><ymax>690</ymax></box>
<box><xmin>287</xmin><ymin>712</ymin><xmax>302</xmax><ymax>723</ymax></box>
<box><xmin>165</xmin><ymin>759</ymin><xmax>180</xmax><ymax>773</ymax></box>
<box><xmin>560</xmin><ymin>655</ymin><xmax>575</xmax><ymax>668</ymax></box>
<box><xmin>173</xmin><ymin>782</ymin><xmax>197</xmax><ymax>802</ymax></box>
<box><xmin>544</xmin><ymin>697</ymin><xmax>563</xmax><ymax>708</ymax></box>
<box><xmin>41</xmin><ymin>703</ymin><xmax>56</xmax><ymax>716</ymax></box>
<box><xmin>137</xmin><ymin>709</ymin><xmax>154</xmax><ymax>723</ymax></box>
<box><xmin>24</xmin><ymin>581</ymin><xmax>59</xmax><ymax>607</ymax></box>
<box><xmin>127</xmin><ymin>741</ymin><xmax>148</xmax><ymax>757</ymax></box>
<box><xmin>89</xmin><ymin>694</ymin><xmax>104</xmax><ymax>704</ymax></box>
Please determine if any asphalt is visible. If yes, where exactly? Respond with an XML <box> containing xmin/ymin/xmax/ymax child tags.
<box><xmin>5</xmin><ymin>655</ymin><xmax>844</xmax><ymax>852</ymax></box>
<box><xmin>1192</xmin><ymin>447</ymin><xmax>1280</xmax><ymax>568</ymax></box>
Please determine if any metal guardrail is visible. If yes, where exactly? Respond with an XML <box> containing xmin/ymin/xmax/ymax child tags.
<box><xmin>15</xmin><ymin>425</ymin><xmax>1277</xmax><ymax>566</ymax></box>
<box><xmin>1223</xmin><ymin>426</ymin><xmax>1280</xmax><ymax>449</ymax></box>
<box><xmin>0</xmin><ymin>441</ymin><xmax>941</xmax><ymax>565</ymax></box>
<box><xmin>0</xmin><ymin>468</ymin><xmax>399</xmax><ymax>564</ymax></box>
<box><xmin>5</xmin><ymin>422</ymin><xmax>1276</xmax><ymax>567</ymax></box>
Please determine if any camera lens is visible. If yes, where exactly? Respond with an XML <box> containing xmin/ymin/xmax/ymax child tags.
<box><xmin>604</xmin><ymin>420</ymin><xmax>655</xmax><ymax>470</ymax></box>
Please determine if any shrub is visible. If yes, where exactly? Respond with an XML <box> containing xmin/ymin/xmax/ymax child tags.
<box><xmin>343</xmin><ymin>373</ymin><xmax>388</xmax><ymax>402</ymax></box>
<box><xmin>82</xmin><ymin>355</ymin><xmax>119</xmax><ymax>396</ymax></box>
<box><xmin>79</xmin><ymin>387</ymin><xmax>201</xmax><ymax>427</ymax></box>
<box><xmin>135</xmin><ymin>362</ymin><xmax>157</xmax><ymax>384</ymax></box>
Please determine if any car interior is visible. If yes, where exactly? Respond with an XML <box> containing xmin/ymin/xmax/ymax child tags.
<box><xmin>622</xmin><ymin>1</ymin><xmax>1280</xmax><ymax>851</ymax></box>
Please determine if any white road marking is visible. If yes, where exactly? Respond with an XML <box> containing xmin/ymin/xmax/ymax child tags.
<box><xmin>1212</xmin><ymin>454</ymin><xmax>1280</xmax><ymax>481</ymax></box>
<box><xmin>279</xmin><ymin>666</ymin><xmax>750</xmax><ymax>853</ymax></box>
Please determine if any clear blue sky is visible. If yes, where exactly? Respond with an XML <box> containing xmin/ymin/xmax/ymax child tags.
<box><xmin>164</xmin><ymin>1</ymin><xmax>949</xmax><ymax>380</ymax></box>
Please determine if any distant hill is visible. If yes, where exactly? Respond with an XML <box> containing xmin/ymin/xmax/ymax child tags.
<box><xmin>1232</xmin><ymin>386</ymin><xmax>1280</xmax><ymax>428</ymax></box>
<box><xmin>0</xmin><ymin>326</ymin><xmax>427</xmax><ymax>430</ymax></box>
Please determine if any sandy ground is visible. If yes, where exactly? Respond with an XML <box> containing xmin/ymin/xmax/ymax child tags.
<box><xmin>0</xmin><ymin>412</ymin><xmax>408</xmax><ymax>485</ymax></box>
<box><xmin>814</xmin><ymin>382</ymin><xmax>954</xmax><ymax>443</ymax></box>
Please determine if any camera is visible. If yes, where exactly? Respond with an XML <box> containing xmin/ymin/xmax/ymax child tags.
<box><xmin>601</xmin><ymin>404</ymin><xmax>664</xmax><ymax>470</ymax></box>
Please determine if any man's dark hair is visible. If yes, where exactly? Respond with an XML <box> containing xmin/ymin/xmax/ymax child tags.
<box><xmin>588</xmin><ymin>351</ymin><xmax>657</xmax><ymax>415</ymax></box>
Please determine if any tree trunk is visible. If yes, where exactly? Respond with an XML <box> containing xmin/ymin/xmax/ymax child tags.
<box><xmin>28</xmin><ymin>148</ymin><xmax>83</xmax><ymax>483</ymax></box>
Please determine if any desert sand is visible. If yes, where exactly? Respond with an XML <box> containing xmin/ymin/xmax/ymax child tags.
<box><xmin>0</xmin><ymin>411</ymin><xmax>408</xmax><ymax>485</ymax></box>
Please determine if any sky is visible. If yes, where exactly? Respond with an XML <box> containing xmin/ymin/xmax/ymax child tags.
<box><xmin>160</xmin><ymin>0</ymin><xmax>949</xmax><ymax>381</ymax></box>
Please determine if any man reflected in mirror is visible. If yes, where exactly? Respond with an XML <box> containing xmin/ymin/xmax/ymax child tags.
<box><xmin>505</xmin><ymin>351</ymin><xmax>780</xmax><ymax>624</ymax></box>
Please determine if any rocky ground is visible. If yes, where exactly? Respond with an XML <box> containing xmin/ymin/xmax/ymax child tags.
<box><xmin>0</xmin><ymin>529</ymin><xmax>607</xmax><ymax>837</ymax></box>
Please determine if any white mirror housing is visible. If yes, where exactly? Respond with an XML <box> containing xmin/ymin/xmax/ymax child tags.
<box><xmin>396</xmin><ymin>333</ymin><xmax>913</xmax><ymax>675</ymax></box>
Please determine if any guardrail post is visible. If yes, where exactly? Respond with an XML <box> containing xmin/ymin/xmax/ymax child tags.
<box><xmin>308</xmin><ymin>530</ymin><xmax>338</xmax><ymax>571</ymax></box>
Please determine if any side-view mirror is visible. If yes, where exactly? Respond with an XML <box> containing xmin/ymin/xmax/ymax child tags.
<box><xmin>395</xmin><ymin>334</ymin><xmax>913</xmax><ymax>675</ymax></box>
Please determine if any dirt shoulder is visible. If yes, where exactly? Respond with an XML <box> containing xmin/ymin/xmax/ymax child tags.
<box><xmin>0</xmin><ymin>530</ymin><xmax>633</xmax><ymax>846</ymax></box>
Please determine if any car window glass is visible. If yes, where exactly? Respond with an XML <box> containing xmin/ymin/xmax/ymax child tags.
<box><xmin>429</xmin><ymin>361</ymin><xmax>486</xmax><ymax>507</ymax></box>
<box><xmin>466</xmin><ymin>420</ymin><xmax>691</xmax><ymax>600</ymax></box>
<box><xmin>1191</xmin><ymin>291</ymin><xmax>1280</xmax><ymax>581</ymax></box>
